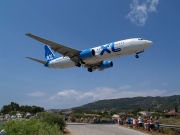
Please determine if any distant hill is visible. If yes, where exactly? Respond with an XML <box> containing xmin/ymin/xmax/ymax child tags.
<box><xmin>73</xmin><ymin>95</ymin><xmax>180</xmax><ymax>112</ymax></box>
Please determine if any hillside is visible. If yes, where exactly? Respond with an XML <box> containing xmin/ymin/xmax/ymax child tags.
<box><xmin>73</xmin><ymin>95</ymin><xmax>180</xmax><ymax>112</ymax></box>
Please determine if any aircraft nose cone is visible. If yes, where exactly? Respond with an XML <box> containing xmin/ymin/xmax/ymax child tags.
<box><xmin>146</xmin><ymin>40</ymin><xmax>153</xmax><ymax>46</ymax></box>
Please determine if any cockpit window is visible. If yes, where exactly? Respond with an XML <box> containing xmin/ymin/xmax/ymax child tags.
<box><xmin>138</xmin><ymin>38</ymin><xmax>144</xmax><ymax>40</ymax></box>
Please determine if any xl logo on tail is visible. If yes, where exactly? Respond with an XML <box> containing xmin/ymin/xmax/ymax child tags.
<box><xmin>45</xmin><ymin>45</ymin><xmax>55</xmax><ymax>62</ymax></box>
<box><xmin>46</xmin><ymin>54</ymin><xmax>54</xmax><ymax>61</ymax></box>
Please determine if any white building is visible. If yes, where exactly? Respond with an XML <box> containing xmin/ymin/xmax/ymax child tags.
<box><xmin>16</xmin><ymin>113</ymin><xmax>22</xmax><ymax>118</ymax></box>
<box><xmin>138</xmin><ymin>111</ymin><xmax>151</xmax><ymax>117</ymax></box>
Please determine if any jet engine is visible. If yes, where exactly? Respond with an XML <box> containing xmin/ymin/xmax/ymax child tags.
<box><xmin>99</xmin><ymin>61</ymin><xmax>113</xmax><ymax>69</ymax></box>
<box><xmin>80</xmin><ymin>49</ymin><xmax>95</xmax><ymax>60</ymax></box>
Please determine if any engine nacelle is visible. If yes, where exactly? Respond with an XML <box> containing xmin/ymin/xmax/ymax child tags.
<box><xmin>99</xmin><ymin>61</ymin><xmax>113</xmax><ymax>69</ymax></box>
<box><xmin>80</xmin><ymin>49</ymin><xmax>95</xmax><ymax>60</ymax></box>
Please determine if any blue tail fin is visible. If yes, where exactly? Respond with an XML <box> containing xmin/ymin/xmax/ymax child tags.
<box><xmin>44</xmin><ymin>45</ymin><xmax>56</xmax><ymax>62</ymax></box>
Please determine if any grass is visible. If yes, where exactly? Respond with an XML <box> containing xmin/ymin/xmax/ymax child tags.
<box><xmin>160</xmin><ymin>118</ymin><xmax>180</xmax><ymax>125</ymax></box>
<box><xmin>158</xmin><ymin>118</ymin><xmax>180</xmax><ymax>135</ymax></box>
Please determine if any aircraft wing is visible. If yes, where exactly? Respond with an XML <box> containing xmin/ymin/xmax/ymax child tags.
<box><xmin>25</xmin><ymin>33</ymin><xmax>81</xmax><ymax>64</ymax></box>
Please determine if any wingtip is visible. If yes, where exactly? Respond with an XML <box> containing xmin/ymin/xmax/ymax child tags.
<box><xmin>25</xmin><ymin>33</ymin><xmax>32</xmax><ymax>36</ymax></box>
<box><xmin>26</xmin><ymin>56</ymin><xmax>31</xmax><ymax>59</ymax></box>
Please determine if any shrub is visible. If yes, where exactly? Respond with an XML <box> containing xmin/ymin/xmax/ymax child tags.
<box><xmin>70</xmin><ymin>113</ymin><xmax>83</xmax><ymax>119</ymax></box>
<box><xmin>0</xmin><ymin>119</ymin><xmax>62</xmax><ymax>135</ymax></box>
<box><xmin>101</xmin><ymin>112</ymin><xmax>111</xmax><ymax>118</ymax></box>
<box><xmin>38</xmin><ymin>112</ymin><xmax>66</xmax><ymax>130</ymax></box>
<box><xmin>151</xmin><ymin>112</ymin><xmax>162</xmax><ymax>117</ymax></box>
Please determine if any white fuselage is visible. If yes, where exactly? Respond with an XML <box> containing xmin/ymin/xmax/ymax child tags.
<box><xmin>48</xmin><ymin>38</ymin><xmax>152</xmax><ymax>68</ymax></box>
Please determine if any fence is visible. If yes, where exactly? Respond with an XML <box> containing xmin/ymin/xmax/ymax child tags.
<box><xmin>159</xmin><ymin>124</ymin><xmax>180</xmax><ymax>133</ymax></box>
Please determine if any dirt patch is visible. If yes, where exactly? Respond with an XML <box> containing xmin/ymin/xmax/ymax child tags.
<box><xmin>63</xmin><ymin>128</ymin><xmax>71</xmax><ymax>135</ymax></box>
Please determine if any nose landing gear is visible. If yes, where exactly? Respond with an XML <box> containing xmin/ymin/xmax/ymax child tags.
<box><xmin>135</xmin><ymin>54</ymin><xmax>139</xmax><ymax>58</ymax></box>
<box><xmin>135</xmin><ymin>50</ymin><xmax>144</xmax><ymax>58</ymax></box>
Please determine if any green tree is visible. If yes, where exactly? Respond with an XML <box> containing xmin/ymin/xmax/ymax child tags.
<box><xmin>9</xmin><ymin>102</ymin><xmax>19</xmax><ymax>111</ymax></box>
<box><xmin>1</xmin><ymin>102</ymin><xmax>20</xmax><ymax>114</ymax></box>
<box><xmin>1</xmin><ymin>102</ymin><xmax>44</xmax><ymax>114</ymax></box>
<box><xmin>1</xmin><ymin>105</ymin><xmax>11</xmax><ymax>114</ymax></box>
<box><xmin>132</xmin><ymin>107</ymin><xmax>142</xmax><ymax>116</ymax></box>
<box><xmin>19</xmin><ymin>105</ymin><xmax>44</xmax><ymax>114</ymax></box>
<box><xmin>175</xmin><ymin>106</ymin><xmax>178</xmax><ymax>112</ymax></box>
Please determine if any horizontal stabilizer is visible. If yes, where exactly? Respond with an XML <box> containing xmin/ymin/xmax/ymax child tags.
<box><xmin>26</xmin><ymin>57</ymin><xmax>47</xmax><ymax>65</ymax></box>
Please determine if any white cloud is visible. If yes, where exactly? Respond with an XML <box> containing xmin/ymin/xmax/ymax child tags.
<box><xmin>126</xmin><ymin>0</ymin><xmax>159</xmax><ymax>26</ymax></box>
<box><xmin>27</xmin><ymin>91</ymin><xmax>46</xmax><ymax>97</ymax></box>
<box><xmin>148</xmin><ymin>0</ymin><xmax>159</xmax><ymax>12</ymax></box>
<box><xmin>49</xmin><ymin>89</ymin><xmax>79</xmax><ymax>100</ymax></box>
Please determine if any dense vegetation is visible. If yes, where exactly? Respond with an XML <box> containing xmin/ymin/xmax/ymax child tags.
<box><xmin>0</xmin><ymin>119</ymin><xmax>62</xmax><ymax>135</ymax></box>
<box><xmin>0</xmin><ymin>112</ymin><xmax>65</xmax><ymax>135</ymax></box>
<box><xmin>0</xmin><ymin>102</ymin><xmax>66</xmax><ymax>134</ymax></box>
<box><xmin>38</xmin><ymin>112</ymin><xmax>66</xmax><ymax>130</ymax></box>
<box><xmin>0</xmin><ymin>102</ymin><xmax>44</xmax><ymax>114</ymax></box>
<box><xmin>73</xmin><ymin>95</ymin><xmax>180</xmax><ymax>112</ymax></box>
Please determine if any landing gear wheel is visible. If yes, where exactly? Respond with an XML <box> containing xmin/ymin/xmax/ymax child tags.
<box><xmin>135</xmin><ymin>54</ymin><xmax>139</xmax><ymax>58</ymax></box>
<box><xmin>88</xmin><ymin>68</ymin><xmax>93</xmax><ymax>72</ymax></box>
<box><xmin>76</xmin><ymin>63</ymin><xmax>81</xmax><ymax>67</ymax></box>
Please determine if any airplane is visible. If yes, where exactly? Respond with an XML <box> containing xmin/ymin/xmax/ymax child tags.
<box><xmin>25</xmin><ymin>33</ymin><xmax>153</xmax><ymax>72</ymax></box>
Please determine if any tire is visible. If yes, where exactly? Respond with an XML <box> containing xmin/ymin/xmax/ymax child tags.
<box><xmin>135</xmin><ymin>55</ymin><xmax>139</xmax><ymax>58</ymax></box>
<box><xmin>88</xmin><ymin>68</ymin><xmax>93</xmax><ymax>72</ymax></box>
<box><xmin>76</xmin><ymin>63</ymin><xmax>81</xmax><ymax>67</ymax></box>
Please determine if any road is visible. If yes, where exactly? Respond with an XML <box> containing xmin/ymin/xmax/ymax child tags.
<box><xmin>67</xmin><ymin>123</ymin><xmax>149</xmax><ymax>135</ymax></box>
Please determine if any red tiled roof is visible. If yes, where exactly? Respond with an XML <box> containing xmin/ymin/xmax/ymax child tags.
<box><xmin>165</xmin><ymin>110</ymin><xmax>180</xmax><ymax>116</ymax></box>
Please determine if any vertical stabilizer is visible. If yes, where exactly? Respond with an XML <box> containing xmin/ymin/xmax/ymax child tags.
<box><xmin>44</xmin><ymin>45</ymin><xmax>56</xmax><ymax>62</ymax></box>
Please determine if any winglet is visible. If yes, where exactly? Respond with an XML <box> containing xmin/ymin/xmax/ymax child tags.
<box><xmin>25</xmin><ymin>33</ymin><xmax>31</xmax><ymax>36</ymax></box>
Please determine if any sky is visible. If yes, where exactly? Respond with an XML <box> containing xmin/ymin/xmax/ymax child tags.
<box><xmin>0</xmin><ymin>0</ymin><xmax>180</xmax><ymax>110</ymax></box>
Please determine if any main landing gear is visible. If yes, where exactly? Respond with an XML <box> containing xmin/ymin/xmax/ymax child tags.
<box><xmin>76</xmin><ymin>59</ymin><xmax>85</xmax><ymax>67</ymax></box>
<box><xmin>88</xmin><ymin>68</ymin><xmax>93</xmax><ymax>72</ymax></box>
<box><xmin>75</xmin><ymin>63</ymin><xmax>81</xmax><ymax>67</ymax></box>
<box><xmin>76</xmin><ymin>62</ymin><xmax>93</xmax><ymax>72</ymax></box>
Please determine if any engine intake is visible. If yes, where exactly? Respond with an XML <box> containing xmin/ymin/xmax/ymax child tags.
<box><xmin>99</xmin><ymin>61</ymin><xmax>113</xmax><ymax>69</ymax></box>
<box><xmin>80</xmin><ymin>49</ymin><xmax>95</xmax><ymax>60</ymax></box>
